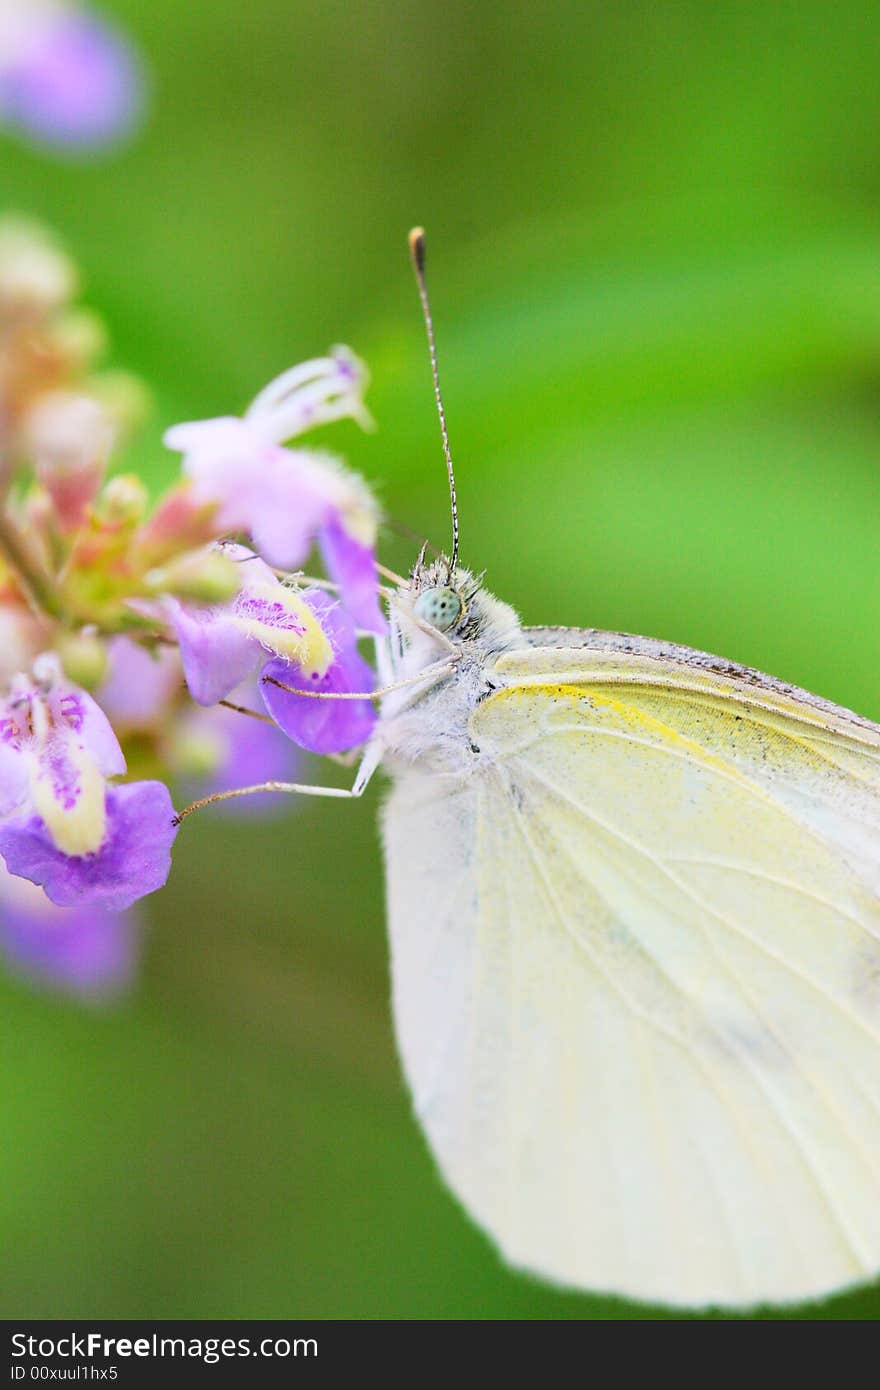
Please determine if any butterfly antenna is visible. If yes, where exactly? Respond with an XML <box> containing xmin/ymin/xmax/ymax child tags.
<box><xmin>408</xmin><ymin>227</ymin><xmax>459</xmax><ymax>575</ymax></box>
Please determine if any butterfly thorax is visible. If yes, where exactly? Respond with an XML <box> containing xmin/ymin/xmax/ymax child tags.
<box><xmin>378</xmin><ymin>564</ymin><xmax>525</xmax><ymax>776</ymax></box>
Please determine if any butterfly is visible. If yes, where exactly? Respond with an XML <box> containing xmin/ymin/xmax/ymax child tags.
<box><xmin>372</xmin><ymin>230</ymin><xmax>880</xmax><ymax>1310</ymax></box>
<box><xmin>182</xmin><ymin>229</ymin><xmax>880</xmax><ymax>1310</ymax></box>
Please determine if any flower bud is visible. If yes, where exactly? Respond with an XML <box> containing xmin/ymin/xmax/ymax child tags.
<box><xmin>55</xmin><ymin>629</ymin><xmax>109</xmax><ymax>691</ymax></box>
<box><xmin>26</xmin><ymin>391</ymin><xmax>113</xmax><ymax>530</ymax></box>
<box><xmin>94</xmin><ymin>473</ymin><xmax>148</xmax><ymax>525</ymax></box>
<box><xmin>0</xmin><ymin>218</ymin><xmax>76</xmax><ymax>317</ymax></box>
<box><xmin>136</xmin><ymin>484</ymin><xmax>218</xmax><ymax>566</ymax></box>
<box><xmin>144</xmin><ymin>549</ymin><xmax>241</xmax><ymax>605</ymax></box>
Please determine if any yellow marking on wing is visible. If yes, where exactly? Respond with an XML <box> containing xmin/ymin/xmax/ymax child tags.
<box><xmin>493</xmin><ymin>645</ymin><xmax>880</xmax><ymax>752</ymax></box>
<box><xmin>477</xmin><ymin>680</ymin><xmax>800</xmax><ymax>799</ymax></box>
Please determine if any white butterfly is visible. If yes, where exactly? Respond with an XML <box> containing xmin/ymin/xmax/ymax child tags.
<box><xmin>186</xmin><ymin>230</ymin><xmax>880</xmax><ymax>1310</ymax></box>
<box><xmin>374</xmin><ymin>231</ymin><xmax>880</xmax><ymax>1309</ymax></box>
<box><xmin>379</xmin><ymin>574</ymin><xmax>880</xmax><ymax>1309</ymax></box>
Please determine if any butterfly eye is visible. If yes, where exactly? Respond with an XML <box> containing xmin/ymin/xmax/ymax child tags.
<box><xmin>413</xmin><ymin>586</ymin><xmax>462</xmax><ymax>633</ymax></box>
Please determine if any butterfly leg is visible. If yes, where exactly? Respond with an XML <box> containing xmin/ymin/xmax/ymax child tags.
<box><xmin>172</xmin><ymin>738</ymin><xmax>382</xmax><ymax>826</ymax></box>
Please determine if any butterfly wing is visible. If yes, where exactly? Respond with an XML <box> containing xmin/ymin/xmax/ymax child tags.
<box><xmin>516</xmin><ymin>626</ymin><xmax>880</xmax><ymax>747</ymax></box>
<box><xmin>382</xmin><ymin>638</ymin><xmax>880</xmax><ymax>1307</ymax></box>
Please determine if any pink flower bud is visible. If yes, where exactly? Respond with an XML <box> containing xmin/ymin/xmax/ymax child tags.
<box><xmin>136</xmin><ymin>483</ymin><xmax>218</xmax><ymax>565</ymax></box>
<box><xmin>26</xmin><ymin>390</ymin><xmax>112</xmax><ymax>530</ymax></box>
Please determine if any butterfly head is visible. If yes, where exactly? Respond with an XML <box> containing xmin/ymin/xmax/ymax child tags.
<box><xmin>406</xmin><ymin>554</ymin><xmax>471</xmax><ymax>636</ymax></box>
<box><xmin>398</xmin><ymin>555</ymin><xmax>522</xmax><ymax>653</ymax></box>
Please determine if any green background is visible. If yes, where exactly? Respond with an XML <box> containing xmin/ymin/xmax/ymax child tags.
<box><xmin>2</xmin><ymin>0</ymin><xmax>880</xmax><ymax>1319</ymax></box>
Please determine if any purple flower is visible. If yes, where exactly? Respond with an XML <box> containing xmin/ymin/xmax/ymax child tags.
<box><xmin>169</xmin><ymin>557</ymin><xmax>374</xmax><ymax>754</ymax></box>
<box><xmin>0</xmin><ymin>5</ymin><xmax>144</xmax><ymax>151</ymax></box>
<box><xmin>0</xmin><ymin>654</ymin><xmax>125</xmax><ymax>856</ymax></box>
<box><xmin>167</xmin><ymin>546</ymin><xmax>334</xmax><ymax>707</ymax></box>
<box><xmin>164</xmin><ymin>349</ymin><xmax>386</xmax><ymax>634</ymax></box>
<box><xmin>0</xmin><ymin>655</ymin><xmax>177</xmax><ymax>909</ymax></box>
<box><xmin>0</xmin><ymin>779</ymin><xmax>176</xmax><ymax>911</ymax></box>
<box><xmin>0</xmin><ymin>861</ymin><xmax>137</xmax><ymax>998</ymax></box>
<box><xmin>261</xmin><ymin>591</ymin><xmax>376</xmax><ymax>754</ymax></box>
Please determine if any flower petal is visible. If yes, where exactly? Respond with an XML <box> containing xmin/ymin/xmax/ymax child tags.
<box><xmin>166</xmin><ymin>417</ymin><xmax>332</xmax><ymax>570</ymax></box>
<box><xmin>245</xmin><ymin>347</ymin><xmax>372</xmax><ymax>440</ymax></box>
<box><xmin>164</xmin><ymin>383</ymin><xmax>380</xmax><ymax>577</ymax></box>
<box><xmin>231</xmin><ymin>580</ymin><xmax>333</xmax><ymax>673</ymax></box>
<box><xmin>0</xmin><ymin>865</ymin><xmax>138</xmax><ymax>998</ymax></box>
<box><xmin>0</xmin><ymin>780</ymin><xmax>177</xmax><ymax>911</ymax></box>
<box><xmin>98</xmin><ymin>636</ymin><xmax>182</xmax><ymax>732</ymax></box>
<box><xmin>52</xmin><ymin>682</ymin><xmax>127</xmax><ymax>778</ymax></box>
<box><xmin>0</xmin><ymin>738</ymin><xmax>29</xmax><ymax>818</ymax></box>
<box><xmin>26</xmin><ymin>734</ymin><xmax>106</xmax><ymax>856</ymax></box>
<box><xmin>319</xmin><ymin>515</ymin><xmax>386</xmax><ymax>635</ymax></box>
<box><xmin>164</xmin><ymin>416</ymin><xmax>269</xmax><ymax>532</ymax></box>
<box><xmin>261</xmin><ymin>592</ymin><xmax>376</xmax><ymax>753</ymax></box>
<box><xmin>246</xmin><ymin>461</ymin><xmax>331</xmax><ymax>571</ymax></box>
<box><xmin>167</xmin><ymin>596</ymin><xmax>260</xmax><ymax>706</ymax></box>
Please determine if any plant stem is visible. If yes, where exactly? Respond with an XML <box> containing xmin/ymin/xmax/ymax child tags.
<box><xmin>0</xmin><ymin>514</ymin><xmax>60</xmax><ymax>620</ymax></box>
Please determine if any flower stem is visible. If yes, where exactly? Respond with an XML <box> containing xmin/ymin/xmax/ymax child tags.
<box><xmin>0</xmin><ymin>514</ymin><xmax>60</xmax><ymax>620</ymax></box>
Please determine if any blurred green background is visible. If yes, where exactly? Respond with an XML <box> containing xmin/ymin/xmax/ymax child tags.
<box><xmin>2</xmin><ymin>0</ymin><xmax>880</xmax><ymax>1320</ymax></box>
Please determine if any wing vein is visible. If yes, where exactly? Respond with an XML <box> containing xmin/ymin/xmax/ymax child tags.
<box><xmin>666</xmin><ymin>854</ymin><xmax>879</xmax><ymax>933</ymax></box>
<box><xmin>516</xmin><ymin>759</ymin><xmax>879</xmax><ymax>1268</ymax></box>
<box><xmin>521</xmin><ymin>759</ymin><xmax>880</xmax><ymax>1051</ymax></box>
<box><xmin>499</xmin><ymin>773</ymin><xmax>824</xmax><ymax>1285</ymax></box>
<box><xmin>529</xmin><ymin>718</ymin><xmax>880</xmax><ymax>848</ymax></box>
